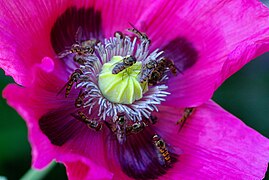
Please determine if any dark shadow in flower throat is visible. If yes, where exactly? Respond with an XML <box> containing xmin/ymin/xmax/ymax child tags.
<box><xmin>162</xmin><ymin>37</ymin><xmax>198</xmax><ymax>73</ymax></box>
<box><xmin>108</xmin><ymin>127</ymin><xmax>178</xmax><ymax>179</ymax></box>
<box><xmin>50</xmin><ymin>7</ymin><xmax>102</xmax><ymax>55</ymax></box>
<box><xmin>39</xmin><ymin>106</ymin><xmax>83</xmax><ymax>146</ymax></box>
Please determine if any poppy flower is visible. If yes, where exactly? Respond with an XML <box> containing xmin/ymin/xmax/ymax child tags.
<box><xmin>1</xmin><ymin>0</ymin><xmax>269</xmax><ymax>179</ymax></box>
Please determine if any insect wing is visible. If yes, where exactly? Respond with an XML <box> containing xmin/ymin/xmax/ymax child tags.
<box><xmin>177</xmin><ymin>107</ymin><xmax>195</xmax><ymax>132</ymax></box>
<box><xmin>112</xmin><ymin>62</ymin><xmax>125</xmax><ymax>74</ymax></box>
<box><xmin>58</xmin><ymin>49</ymin><xmax>72</xmax><ymax>59</ymax></box>
<box><xmin>56</xmin><ymin>81</ymin><xmax>69</xmax><ymax>97</ymax></box>
<box><xmin>139</xmin><ymin>65</ymin><xmax>153</xmax><ymax>82</ymax></box>
<box><xmin>155</xmin><ymin>148</ymin><xmax>166</xmax><ymax>166</ymax></box>
<box><xmin>128</xmin><ymin>22</ymin><xmax>143</xmax><ymax>37</ymax></box>
<box><xmin>75</xmin><ymin>26</ymin><xmax>83</xmax><ymax>43</ymax></box>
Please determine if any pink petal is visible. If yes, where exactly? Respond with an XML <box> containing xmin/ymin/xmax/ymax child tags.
<box><xmin>94</xmin><ymin>0</ymin><xmax>156</xmax><ymax>37</ymax></box>
<box><xmin>135</xmin><ymin>0</ymin><xmax>269</xmax><ymax>107</ymax></box>
<box><xmin>2</xmin><ymin>56</ymin><xmax>131</xmax><ymax>179</ymax></box>
<box><xmin>2</xmin><ymin>0</ymin><xmax>268</xmax><ymax>107</ymax></box>
<box><xmin>57</xmin><ymin>153</ymin><xmax>113</xmax><ymax>180</ymax></box>
<box><xmin>4</xmin><ymin>58</ymin><xmax>269</xmax><ymax>179</ymax></box>
<box><xmin>2</xmin><ymin>1</ymin><xmax>269</xmax><ymax>179</ymax></box>
<box><xmin>61</xmin><ymin>152</ymin><xmax>144</xmax><ymax>180</ymax></box>
<box><xmin>153</xmin><ymin>101</ymin><xmax>269</xmax><ymax>179</ymax></box>
<box><xmin>3</xmin><ymin>83</ymin><xmax>57</xmax><ymax>168</ymax></box>
<box><xmin>104</xmin><ymin>126</ymin><xmax>180</xmax><ymax>179</ymax></box>
<box><xmin>38</xmin><ymin>106</ymin><xmax>133</xmax><ymax>179</ymax></box>
<box><xmin>2</xmin><ymin>57</ymin><xmax>69</xmax><ymax>168</ymax></box>
<box><xmin>0</xmin><ymin>1</ymin><xmax>67</xmax><ymax>85</ymax></box>
<box><xmin>0</xmin><ymin>0</ymin><xmax>156</xmax><ymax>85</ymax></box>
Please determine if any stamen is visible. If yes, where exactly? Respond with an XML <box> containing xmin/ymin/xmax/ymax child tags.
<box><xmin>66</xmin><ymin>33</ymin><xmax>170</xmax><ymax>122</ymax></box>
<box><xmin>47</xmin><ymin>10</ymin><xmax>187</xmax><ymax>178</ymax></box>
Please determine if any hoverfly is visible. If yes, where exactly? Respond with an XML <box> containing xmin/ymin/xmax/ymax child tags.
<box><xmin>127</xmin><ymin>23</ymin><xmax>151</xmax><ymax>45</ymax></box>
<box><xmin>104</xmin><ymin>112</ymin><xmax>128</xmax><ymax>144</ymax></box>
<box><xmin>112</xmin><ymin>55</ymin><xmax>137</xmax><ymax>74</ymax></box>
<box><xmin>114</xmin><ymin>112</ymin><xmax>128</xmax><ymax>144</ymax></box>
<box><xmin>73</xmin><ymin>54</ymin><xmax>87</xmax><ymax>65</ymax></box>
<box><xmin>145</xmin><ymin>115</ymin><xmax>158</xmax><ymax>125</ymax></box>
<box><xmin>57</xmin><ymin>69</ymin><xmax>83</xmax><ymax>98</ymax></box>
<box><xmin>114</xmin><ymin>31</ymin><xmax>125</xmax><ymax>40</ymax></box>
<box><xmin>75</xmin><ymin>90</ymin><xmax>86</xmax><ymax>108</ymax></box>
<box><xmin>141</xmin><ymin>57</ymin><xmax>179</xmax><ymax>85</ymax></box>
<box><xmin>152</xmin><ymin>134</ymin><xmax>171</xmax><ymax>165</ymax></box>
<box><xmin>58</xmin><ymin>27</ymin><xmax>99</xmax><ymax>64</ymax></box>
<box><xmin>159</xmin><ymin>57</ymin><xmax>179</xmax><ymax>76</ymax></box>
<box><xmin>176</xmin><ymin>107</ymin><xmax>195</xmax><ymax>131</ymax></box>
<box><xmin>106</xmin><ymin>114</ymin><xmax>149</xmax><ymax>143</ymax></box>
<box><xmin>127</xmin><ymin>121</ymin><xmax>148</xmax><ymax>134</ymax></box>
<box><xmin>139</xmin><ymin>59</ymin><xmax>158</xmax><ymax>83</ymax></box>
<box><xmin>148</xmin><ymin>67</ymin><xmax>165</xmax><ymax>86</ymax></box>
<box><xmin>147</xmin><ymin>58</ymin><xmax>176</xmax><ymax>86</ymax></box>
<box><xmin>72</xmin><ymin>111</ymin><xmax>102</xmax><ymax>131</ymax></box>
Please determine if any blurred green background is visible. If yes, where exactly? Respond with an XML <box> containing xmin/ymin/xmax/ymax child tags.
<box><xmin>0</xmin><ymin>53</ymin><xmax>268</xmax><ymax>179</ymax></box>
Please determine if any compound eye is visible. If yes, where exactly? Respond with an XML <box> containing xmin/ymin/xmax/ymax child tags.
<box><xmin>157</xmin><ymin>140</ymin><xmax>164</xmax><ymax>147</ymax></box>
<box><xmin>152</xmin><ymin>134</ymin><xmax>159</xmax><ymax>141</ymax></box>
<box><xmin>114</xmin><ymin>31</ymin><xmax>124</xmax><ymax>39</ymax></box>
<box><xmin>130</xmin><ymin>56</ymin><xmax>136</xmax><ymax>63</ymax></box>
<box><xmin>91</xmin><ymin>121</ymin><xmax>98</xmax><ymax>127</ymax></box>
<box><xmin>128</xmin><ymin>57</ymin><xmax>133</xmax><ymax>62</ymax></box>
<box><xmin>152</xmin><ymin>72</ymin><xmax>160</xmax><ymax>79</ymax></box>
<box><xmin>118</xmin><ymin>117</ymin><xmax>125</xmax><ymax>124</ymax></box>
<box><xmin>72</xmin><ymin>44</ymin><xmax>79</xmax><ymax>48</ymax></box>
<box><xmin>124</xmin><ymin>58</ymin><xmax>130</xmax><ymax>64</ymax></box>
<box><xmin>124</xmin><ymin>56</ymin><xmax>136</xmax><ymax>65</ymax></box>
<box><xmin>72</xmin><ymin>44</ymin><xmax>80</xmax><ymax>51</ymax></box>
<box><xmin>124</xmin><ymin>57</ymin><xmax>131</xmax><ymax>64</ymax></box>
<box><xmin>132</xmin><ymin>123</ymin><xmax>139</xmax><ymax>129</ymax></box>
<box><xmin>147</xmin><ymin>61</ymin><xmax>156</xmax><ymax>68</ymax></box>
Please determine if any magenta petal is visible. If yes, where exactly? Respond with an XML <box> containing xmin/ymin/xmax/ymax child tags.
<box><xmin>153</xmin><ymin>101</ymin><xmax>269</xmax><ymax>179</ymax></box>
<box><xmin>56</xmin><ymin>153</ymin><xmax>113</xmax><ymax>180</ymax></box>
<box><xmin>0</xmin><ymin>1</ymin><xmax>67</xmax><ymax>85</ymax></box>
<box><xmin>39</xmin><ymin>107</ymin><xmax>80</xmax><ymax>146</ymax></box>
<box><xmin>94</xmin><ymin>0</ymin><xmax>156</xmax><ymax>37</ymax></box>
<box><xmin>0</xmin><ymin>1</ymin><xmax>97</xmax><ymax>85</ymax></box>
<box><xmin>219</xmin><ymin>40</ymin><xmax>269</xmax><ymax>85</ymax></box>
<box><xmin>4</xmin><ymin>84</ymin><xmax>129</xmax><ymax>179</ymax></box>
<box><xmin>2</xmin><ymin>56</ymin><xmax>130</xmax><ymax>179</ymax></box>
<box><xmin>137</xmin><ymin>0</ymin><xmax>269</xmax><ymax>107</ymax></box>
<box><xmin>2</xmin><ymin>57</ymin><xmax>69</xmax><ymax>168</ymax></box>
<box><xmin>1</xmin><ymin>0</ymin><xmax>269</xmax><ymax>179</ymax></box>
<box><xmin>3</xmin><ymin>83</ymin><xmax>57</xmax><ymax>168</ymax></box>
<box><xmin>50</xmin><ymin>7</ymin><xmax>103</xmax><ymax>56</ymax></box>
<box><xmin>0</xmin><ymin>0</ymin><xmax>157</xmax><ymax>85</ymax></box>
<box><xmin>105</xmin><ymin>127</ymin><xmax>179</xmax><ymax>179</ymax></box>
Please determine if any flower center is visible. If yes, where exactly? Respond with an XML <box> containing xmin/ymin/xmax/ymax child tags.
<box><xmin>58</xmin><ymin>27</ymin><xmax>177</xmax><ymax>140</ymax></box>
<box><xmin>98</xmin><ymin>55</ymin><xmax>145</xmax><ymax>104</ymax></box>
<box><xmin>46</xmin><ymin>9</ymin><xmax>198</xmax><ymax>179</ymax></box>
